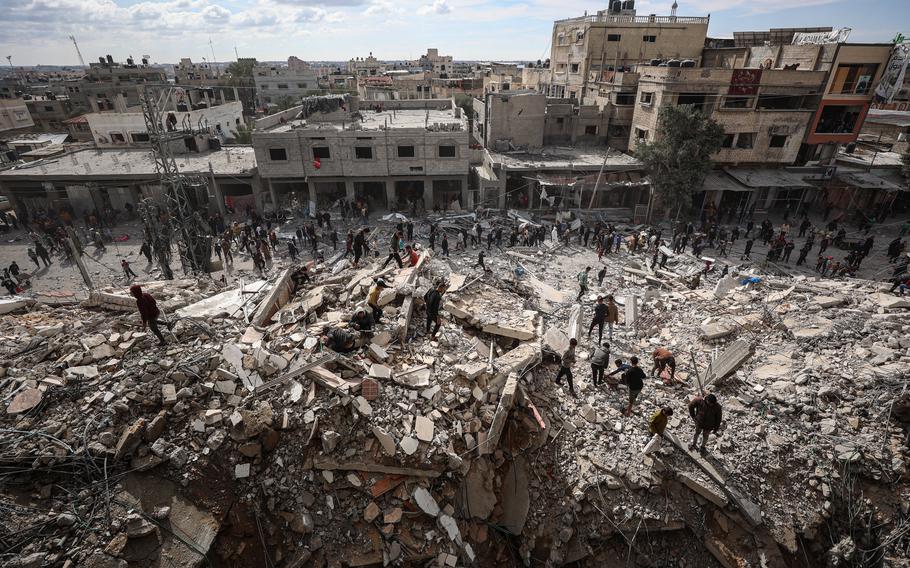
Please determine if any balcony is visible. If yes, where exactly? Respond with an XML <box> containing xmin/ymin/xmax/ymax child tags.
<box><xmin>556</xmin><ymin>14</ymin><xmax>709</xmax><ymax>25</ymax></box>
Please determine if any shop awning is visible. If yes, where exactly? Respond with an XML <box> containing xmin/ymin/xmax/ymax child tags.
<box><xmin>723</xmin><ymin>168</ymin><xmax>813</xmax><ymax>188</ymax></box>
<box><xmin>836</xmin><ymin>171</ymin><xmax>907</xmax><ymax>192</ymax></box>
<box><xmin>701</xmin><ymin>171</ymin><xmax>752</xmax><ymax>193</ymax></box>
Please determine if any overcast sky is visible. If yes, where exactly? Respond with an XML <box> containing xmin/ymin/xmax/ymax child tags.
<box><xmin>2</xmin><ymin>0</ymin><xmax>908</xmax><ymax>66</ymax></box>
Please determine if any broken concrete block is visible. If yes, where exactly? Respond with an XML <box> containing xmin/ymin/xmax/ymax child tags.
<box><xmin>215</xmin><ymin>380</ymin><xmax>236</xmax><ymax>396</ymax></box>
<box><xmin>364</xmin><ymin>502</ymin><xmax>381</xmax><ymax>522</ymax></box>
<box><xmin>367</xmin><ymin>343</ymin><xmax>388</xmax><ymax>362</ymax></box>
<box><xmin>454</xmin><ymin>362</ymin><xmax>487</xmax><ymax>380</ymax></box>
<box><xmin>321</xmin><ymin>431</ymin><xmax>341</xmax><ymax>453</ymax></box>
<box><xmin>235</xmin><ymin>463</ymin><xmax>251</xmax><ymax>479</ymax></box>
<box><xmin>580</xmin><ymin>403</ymin><xmax>596</xmax><ymax>423</ymax></box>
<box><xmin>400</xmin><ymin>436</ymin><xmax>419</xmax><ymax>455</ymax></box>
<box><xmin>701</xmin><ymin>321</ymin><xmax>735</xmax><ymax>340</ymax></box>
<box><xmin>161</xmin><ymin>384</ymin><xmax>177</xmax><ymax>405</ymax></box>
<box><xmin>413</xmin><ymin>487</ymin><xmax>440</xmax><ymax>517</ymax></box>
<box><xmin>415</xmin><ymin>415</ymin><xmax>434</xmax><ymax>442</ymax></box>
<box><xmin>354</xmin><ymin>396</ymin><xmax>373</xmax><ymax>416</ymax></box>
<box><xmin>114</xmin><ymin>418</ymin><xmax>147</xmax><ymax>461</ymax></box>
<box><xmin>369</xmin><ymin>363</ymin><xmax>391</xmax><ymax>380</ymax></box>
<box><xmin>383</xmin><ymin>507</ymin><xmax>402</xmax><ymax>524</ymax></box>
<box><xmin>7</xmin><ymin>388</ymin><xmax>42</xmax><ymax>415</ymax></box>
<box><xmin>678</xmin><ymin>473</ymin><xmax>728</xmax><ymax>508</ymax></box>
<box><xmin>372</xmin><ymin>426</ymin><xmax>397</xmax><ymax>457</ymax></box>
<box><xmin>815</xmin><ymin>295</ymin><xmax>845</xmax><ymax>308</ymax></box>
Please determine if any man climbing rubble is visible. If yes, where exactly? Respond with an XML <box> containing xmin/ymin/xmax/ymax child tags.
<box><xmin>367</xmin><ymin>278</ymin><xmax>389</xmax><ymax>323</ymax></box>
<box><xmin>643</xmin><ymin>406</ymin><xmax>673</xmax><ymax>455</ymax></box>
<box><xmin>129</xmin><ymin>284</ymin><xmax>173</xmax><ymax>346</ymax></box>
<box><xmin>688</xmin><ymin>394</ymin><xmax>723</xmax><ymax>453</ymax></box>
<box><xmin>622</xmin><ymin>356</ymin><xmax>646</xmax><ymax>416</ymax></box>
<box><xmin>590</xmin><ymin>342</ymin><xmax>610</xmax><ymax>388</ymax></box>
<box><xmin>588</xmin><ymin>295</ymin><xmax>608</xmax><ymax>343</ymax></box>
<box><xmin>322</xmin><ymin>327</ymin><xmax>356</xmax><ymax>353</ymax></box>
<box><xmin>423</xmin><ymin>280</ymin><xmax>447</xmax><ymax>338</ymax></box>
<box><xmin>555</xmin><ymin>338</ymin><xmax>578</xmax><ymax>397</ymax></box>
<box><xmin>350</xmin><ymin>306</ymin><xmax>374</xmax><ymax>332</ymax></box>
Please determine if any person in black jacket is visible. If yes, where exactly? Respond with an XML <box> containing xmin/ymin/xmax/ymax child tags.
<box><xmin>688</xmin><ymin>394</ymin><xmax>723</xmax><ymax>452</ymax></box>
<box><xmin>587</xmin><ymin>296</ymin><xmax>608</xmax><ymax>343</ymax></box>
<box><xmin>423</xmin><ymin>281</ymin><xmax>447</xmax><ymax>338</ymax></box>
<box><xmin>622</xmin><ymin>356</ymin><xmax>646</xmax><ymax>417</ymax></box>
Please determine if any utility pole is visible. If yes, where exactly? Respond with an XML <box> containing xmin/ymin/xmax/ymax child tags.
<box><xmin>69</xmin><ymin>35</ymin><xmax>86</xmax><ymax>67</ymax></box>
<box><xmin>234</xmin><ymin>46</ymin><xmax>240</xmax><ymax>60</ymax></box>
<box><xmin>138</xmin><ymin>85</ymin><xmax>212</xmax><ymax>278</ymax></box>
<box><xmin>209</xmin><ymin>37</ymin><xmax>218</xmax><ymax>76</ymax></box>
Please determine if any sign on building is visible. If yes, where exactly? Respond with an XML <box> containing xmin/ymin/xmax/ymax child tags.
<box><xmin>791</xmin><ymin>28</ymin><xmax>851</xmax><ymax>45</ymax></box>
<box><xmin>873</xmin><ymin>42</ymin><xmax>910</xmax><ymax>104</ymax></box>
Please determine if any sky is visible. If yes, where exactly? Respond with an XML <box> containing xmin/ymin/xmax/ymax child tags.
<box><xmin>1</xmin><ymin>0</ymin><xmax>909</xmax><ymax>66</ymax></box>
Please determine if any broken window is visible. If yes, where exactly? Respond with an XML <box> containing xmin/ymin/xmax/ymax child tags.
<box><xmin>815</xmin><ymin>105</ymin><xmax>863</xmax><ymax>134</ymax></box>
<box><xmin>277</xmin><ymin>84</ymin><xmax>288</xmax><ymax>89</ymax></box>
<box><xmin>297</xmin><ymin>83</ymin><xmax>308</xmax><ymax>89</ymax></box>
<box><xmin>570</xmin><ymin>63</ymin><xmax>579</xmax><ymax>73</ymax></box>
<box><xmin>269</xmin><ymin>148</ymin><xmax>288</xmax><ymax>161</ymax></box>
<box><xmin>735</xmin><ymin>133</ymin><xmax>754</xmax><ymax>149</ymax></box>
<box><xmin>614</xmin><ymin>92</ymin><xmax>635</xmax><ymax>105</ymax></box>
<box><xmin>584</xmin><ymin>125</ymin><xmax>598</xmax><ymax>135</ymax></box>
<box><xmin>643</xmin><ymin>35</ymin><xmax>656</xmax><ymax>42</ymax></box>
<box><xmin>131</xmin><ymin>132</ymin><xmax>150</xmax><ymax>143</ymax></box>
<box><xmin>635</xmin><ymin>128</ymin><xmax>648</xmax><ymax>141</ymax></box>
<box><xmin>769</xmin><ymin>135</ymin><xmax>788</xmax><ymax>148</ymax></box>
<box><xmin>438</xmin><ymin>145</ymin><xmax>456</xmax><ymax>158</ymax></box>
<box><xmin>721</xmin><ymin>134</ymin><xmax>735</xmax><ymax>148</ymax></box>
<box><xmin>398</xmin><ymin>145</ymin><xmax>416</xmax><ymax>158</ymax></box>
<box><xmin>723</xmin><ymin>96</ymin><xmax>754</xmax><ymax>109</ymax></box>
<box><xmin>830</xmin><ymin>63</ymin><xmax>878</xmax><ymax>95</ymax></box>
<box><xmin>313</xmin><ymin>146</ymin><xmax>331</xmax><ymax>159</ymax></box>
<box><xmin>355</xmin><ymin>146</ymin><xmax>373</xmax><ymax>159</ymax></box>
<box><xmin>110</xmin><ymin>132</ymin><xmax>125</xmax><ymax>144</ymax></box>
<box><xmin>607</xmin><ymin>34</ymin><xmax>621</xmax><ymax>42</ymax></box>
<box><xmin>640</xmin><ymin>92</ymin><xmax>654</xmax><ymax>105</ymax></box>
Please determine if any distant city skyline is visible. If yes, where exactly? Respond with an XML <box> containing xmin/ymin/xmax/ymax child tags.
<box><xmin>1</xmin><ymin>0</ymin><xmax>908</xmax><ymax>67</ymax></box>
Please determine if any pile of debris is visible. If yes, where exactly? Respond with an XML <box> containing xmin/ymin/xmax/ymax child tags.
<box><xmin>1</xmin><ymin>214</ymin><xmax>908</xmax><ymax>567</ymax></box>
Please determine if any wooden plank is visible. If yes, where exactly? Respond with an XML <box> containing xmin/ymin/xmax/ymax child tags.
<box><xmin>254</xmin><ymin>353</ymin><xmax>336</xmax><ymax>395</ymax></box>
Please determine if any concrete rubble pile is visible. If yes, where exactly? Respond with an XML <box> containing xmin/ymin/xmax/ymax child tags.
<box><xmin>1</xmin><ymin>216</ymin><xmax>909</xmax><ymax>567</ymax></box>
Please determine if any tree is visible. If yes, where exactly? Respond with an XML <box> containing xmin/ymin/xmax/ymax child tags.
<box><xmin>634</xmin><ymin>104</ymin><xmax>725</xmax><ymax>220</ymax></box>
<box><xmin>226</xmin><ymin>58</ymin><xmax>256</xmax><ymax>78</ymax></box>
<box><xmin>232</xmin><ymin>123</ymin><xmax>253</xmax><ymax>144</ymax></box>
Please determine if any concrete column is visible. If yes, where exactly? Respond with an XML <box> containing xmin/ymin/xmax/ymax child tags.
<box><xmin>345</xmin><ymin>180</ymin><xmax>356</xmax><ymax>202</ymax></box>
<box><xmin>497</xmin><ymin>171</ymin><xmax>507</xmax><ymax>209</ymax></box>
<box><xmin>209</xmin><ymin>163</ymin><xmax>227</xmax><ymax>216</ymax></box>
<box><xmin>251</xmin><ymin>175</ymin><xmax>266</xmax><ymax>213</ymax></box>
<box><xmin>307</xmin><ymin>180</ymin><xmax>317</xmax><ymax>214</ymax></box>
<box><xmin>461</xmin><ymin>175</ymin><xmax>470</xmax><ymax>210</ymax></box>
<box><xmin>527</xmin><ymin>180</ymin><xmax>536</xmax><ymax>210</ymax></box>
<box><xmin>385</xmin><ymin>179</ymin><xmax>396</xmax><ymax>210</ymax></box>
<box><xmin>423</xmin><ymin>178</ymin><xmax>434</xmax><ymax>211</ymax></box>
<box><xmin>268</xmin><ymin>179</ymin><xmax>279</xmax><ymax>212</ymax></box>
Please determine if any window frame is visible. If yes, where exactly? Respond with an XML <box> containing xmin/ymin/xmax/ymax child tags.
<box><xmin>397</xmin><ymin>145</ymin><xmax>416</xmax><ymax>158</ymax></box>
<box><xmin>438</xmin><ymin>144</ymin><xmax>457</xmax><ymax>158</ymax></box>
<box><xmin>354</xmin><ymin>146</ymin><xmax>373</xmax><ymax>160</ymax></box>
<box><xmin>312</xmin><ymin>146</ymin><xmax>331</xmax><ymax>160</ymax></box>
<box><xmin>269</xmin><ymin>147</ymin><xmax>288</xmax><ymax>161</ymax></box>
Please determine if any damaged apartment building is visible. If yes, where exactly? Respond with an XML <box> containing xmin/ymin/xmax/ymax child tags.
<box><xmin>251</xmin><ymin>95</ymin><xmax>471</xmax><ymax>213</ymax></box>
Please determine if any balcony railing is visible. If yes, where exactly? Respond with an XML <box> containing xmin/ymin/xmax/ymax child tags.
<box><xmin>556</xmin><ymin>14</ymin><xmax>709</xmax><ymax>24</ymax></box>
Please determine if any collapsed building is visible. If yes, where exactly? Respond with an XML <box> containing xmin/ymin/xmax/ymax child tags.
<box><xmin>1</xmin><ymin>212</ymin><xmax>909</xmax><ymax>568</ymax></box>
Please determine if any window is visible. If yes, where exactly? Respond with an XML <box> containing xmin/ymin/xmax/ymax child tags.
<box><xmin>261</xmin><ymin>85</ymin><xmax>269</xmax><ymax>90</ymax></box>
<box><xmin>735</xmin><ymin>133</ymin><xmax>754</xmax><ymax>149</ymax></box>
<box><xmin>556</xmin><ymin>117</ymin><xmax>565</xmax><ymax>125</ymax></box>
<box><xmin>830</xmin><ymin>63</ymin><xmax>878</xmax><ymax>95</ymax></box>
<box><xmin>110</xmin><ymin>132</ymin><xmax>125</xmax><ymax>143</ymax></box>
<box><xmin>570</xmin><ymin>63</ymin><xmax>579</xmax><ymax>73</ymax></box>
<box><xmin>569</xmin><ymin>91</ymin><xmax>576</xmax><ymax>99</ymax></box>
<box><xmin>269</xmin><ymin>148</ymin><xmax>288</xmax><ymax>161</ymax></box>
<box><xmin>640</xmin><ymin>91</ymin><xmax>654</xmax><ymax>105</ymax></box>
<box><xmin>44</xmin><ymin>105</ymin><xmax>54</xmax><ymax>112</ymax></box>
<box><xmin>409</xmin><ymin>166</ymin><xmax>424</xmax><ymax>172</ymax></box>
<box><xmin>643</xmin><ymin>35</ymin><xmax>656</xmax><ymax>42</ymax></box>
<box><xmin>277</xmin><ymin>84</ymin><xmax>288</xmax><ymax>89</ymax></box>
<box><xmin>607</xmin><ymin>34</ymin><xmax>621</xmax><ymax>42</ymax></box>
<box><xmin>355</xmin><ymin>146</ymin><xmax>373</xmax><ymax>159</ymax></box>
<box><xmin>769</xmin><ymin>135</ymin><xmax>788</xmax><ymax>148</ymax></box>
<box><xmin>723</xmin><ymin>96</ymin><xmax>754</xmax><ymax>109</ymax></box>
<box><xmin>313</xmin><ymin>146</ymin><xmax>331</xmax><ymax>159</ymax></box>
<box><xmin>721</xmin><ymin>134</ymin><xmax>735</xmax><ymax>148</ymax></box>
<box><xmin>398</xmin><ymin>145</ymin><xmax>415</xmax><ymax>157</ymax></box>
<box><xmin>297</xmin><ymin>83</ymin><xmax>308</xmax><ymax>89</ymax></box>
<box><xmin>584</xmin><ymin>125</ymin><xmax>598</xmax><ymax>135</ymax></box>
<box><xmin>131</xmin><ymin>132</ymin><xmax>150</xmax><ymax>143</ymax></box>
<box><xmin>635</xmin><ymin>128</ymin><xmax>648</xmax><ymax>141</ymax></box>
<box><xmin>438</xmin><ymin>145</ymin><xmax>456</xmax><ymax>158</ymax></box>
<box><xmin>614</xmin><ymin>92</ymin><xmax>635</xmax><ymax>105</ymax></box>
<box><xmin>815</xmin><ymin>105</ymin><xmax>863</xmax><ymax>134</ymax></box>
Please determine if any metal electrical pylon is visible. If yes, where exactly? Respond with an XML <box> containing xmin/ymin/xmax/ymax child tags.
<box><xmin>139</xmin><ymin>85</ymin><xmax>211</xmax><ymax>278</ymax></box>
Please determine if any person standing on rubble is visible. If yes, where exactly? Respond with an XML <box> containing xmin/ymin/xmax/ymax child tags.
<box><xmin>382</xmin><ymin>230</ymin><xmax>404</xmax><ymax>269</ymax></box>
<box><xmin>367</xmin><ymin>278</ymin><xmax>388</xmax><ymax>323</ymax></box>
<box><xmin>605</xmin><ymin>295</ymin><xmax>619</xmax><ymax>340</ymax></box>
<box><xmin>597</xmin><ymin>266</ymin><xmax>606</xmax><ymax>288</ymax></box>
<box><xmin>330</xmin><ymin>229</ymin><xmax>338</xmax><ymax>251</ymax></box>
<box><xmin>27</xmin><ymin>248</ymin><xmax>40</xmax><ymax>269</ymax></box>
<box><xmin>643</xmin><ymin>407</ymin><xmax>674</xmax><ymax>455</ymax></box>
<box><xmin>590</xmin><ymin>342</ymin><xmax>610</xmax><ymax>388</ymax></box>
<box><xmin>129</xmin><ymin>285</ymin><xmax>172</xmax><ymax>347</ymax></box>
<box><xmin>688</xmin><ymin>394</ymin><xmax>722</xmax><ymax>453</ymax></box>
<box><xmin>441</xmin><ymin>233</ymin><xmax>450</xmax><ymax>257</ymax></box>
<box><xmin>287</xmin><ymin>240</ymin><xmax>299</xmax><ymax>261</ymax></box>
<box><xmin>741</xmin><ymin>237</ymin><xmax>754</xmax><ymax>261</ymax></box>
<box><xmin>555</xmin><ymin>338</ymin><xmax>578</xmax><ymax>397</ymax></box>
<box><xmin>221</xmin><ymin>233</ymin><xmax>233</xmax><ymax>266</ymax></box>
<box><xmin>796</xmin><ymin>242</ymin><xmax>811</xmax><ymax>267</ymax></box>
<box><xmin>621</xmin><ymin>356</ymin><xmax>646</xmax><ymax>416</ymax></box>
<box><xmin>588</xmin><ymin>295</ymin><xmax>608</xmax><ymax>343</ymax></box>
<box><xmin>353</xmin><ymin>228</ymin><xmax>369</xmax><ymax>267</ymax></box>
<box><xmin>475</xmin><ymin>250</ymin><xmax>487</xmax><ymax>271</ymax></box>
<box><xmin>121</xmin><ymin>259</ymin><xmax>137</xmax><ymax>280</ymax></box>
<box><xmin>423</xmin><ymin>280</ymin><xmax>447</xmax><ymax>338</ymax></box>
<box><xmin>35</xmin><ymin>241</ymin><xmax>52</xmax><ymax>267</ymax></box>
<box><xmin>406</xmin><ymin>221</ymin><xmax>414</xmax><ymax>242</ymax></box>
<box><xmin>576</xmin><ymin>266</ymin><xmax>591</xmax><ymax>302</ymax></box>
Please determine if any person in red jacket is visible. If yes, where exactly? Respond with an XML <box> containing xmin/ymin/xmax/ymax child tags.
<box><xmin>130</xmin><ymin>284</ymin><xmax>172</xmax><ymax>346</ymax></box>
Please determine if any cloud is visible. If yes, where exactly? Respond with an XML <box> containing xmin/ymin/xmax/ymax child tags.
<box><xmin>418</xmin><ymin>0</ymin><xmax>452</xmax><ymax>15</ymax></box>
<box><xmin>202</xmin><ymin>4</ymin><xmax>230</xmax><ymax>21</ymax></box>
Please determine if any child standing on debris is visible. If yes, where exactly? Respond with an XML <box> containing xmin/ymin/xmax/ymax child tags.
<box><xmin>441</xmin><ymin>233</ymin><xmax>449</xmax><ymax>257</ymax></box>
<box><xmin>555</xmin><ymin>338</ymin><xmax>578</xmax><ymax>397</ymax></box>
<box><xmin>368</xmin><ymin>278</ymin><xmax>389</xmax><ymax>323</ymax></box>
<box><xmin>622</xmin><ymin>357</ymin><xmax>646</xmax><ymax>416</ymax></box>
<box><xmin>643</xmin><ymin>407</ymin><xmax>674</xmax><ymax>455</ymax></box>
<box><xmin>121</xmin><ymin>259</ymin><xmax>137</xmax><ymax>280</ymax></box>
<box><xmin>129</xmin><ymin>284</ymin><xmax>172</xmax><ymax>347</ymax></box>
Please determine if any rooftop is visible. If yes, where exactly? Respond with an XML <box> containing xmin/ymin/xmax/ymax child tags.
<box><xmin>0</xmin><ymin>146</ymin><xmax>256</xmax><ymax>179</ymax></box>
<box><xmin>2</xmin><ymin>133</ymin><xmax>69</xmax><ymax>146</ymax></box>
<box><xmin>266</xmin><ymin>108</ymin><xmax>465</xmax><ymax>134</ymax></box>
<box><xmin>489</xmin><ymin>147</ymin><xmax>641</xmax><ymax>171</ymax></box>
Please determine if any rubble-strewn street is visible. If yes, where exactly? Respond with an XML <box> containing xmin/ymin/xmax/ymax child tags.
<box><xmin>1</xmin><ymin>208</ymin><xmax>909</xmax><ymax>568</ymax></box>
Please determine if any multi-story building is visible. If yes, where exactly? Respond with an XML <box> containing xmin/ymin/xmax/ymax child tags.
<box><xmin>0</xmin><ymin>99</ymin><xmax>34</xmax><ymax>133</ymax></box>
<box><xmin>24</xmin><ymin>95</ymin><xmax>76</xmax><ymax>133</ymax></box>
<box><xmin>175</xmin><ymin>57</ymin><xmax>255</xmax><ymax>117</ymax></box>
<box><xmin>547</xmin><ymin>1</ymin><xmax>710</xmax><ymax>101</ymax></box>
<box><xmin>253</xmin><ymin>57</ymin><xmax>320</xmax><ymax>106</ymax></box>
<box><xmin>84</xmin><ymin>95</ymin><xmax>244</xmax><ymax>149</ymax></box>
<box><xmin>252</xmin><ymin>95</ymin><xmax>469</xmax><ymax>212</ymax></box>
<box><xmin>413</xmin><ymin>49</ymin><xmax>455</xmax><ymax>77</ymax></box>
<box><xmin>63</xmin><ymin>57</ymin><xmax>168</xmax><ymax>113</ymax></box>
<box><xmin>347</xmin><ymin>53</ymin><xmax>385</xmax><ymax>77</ymax></box>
